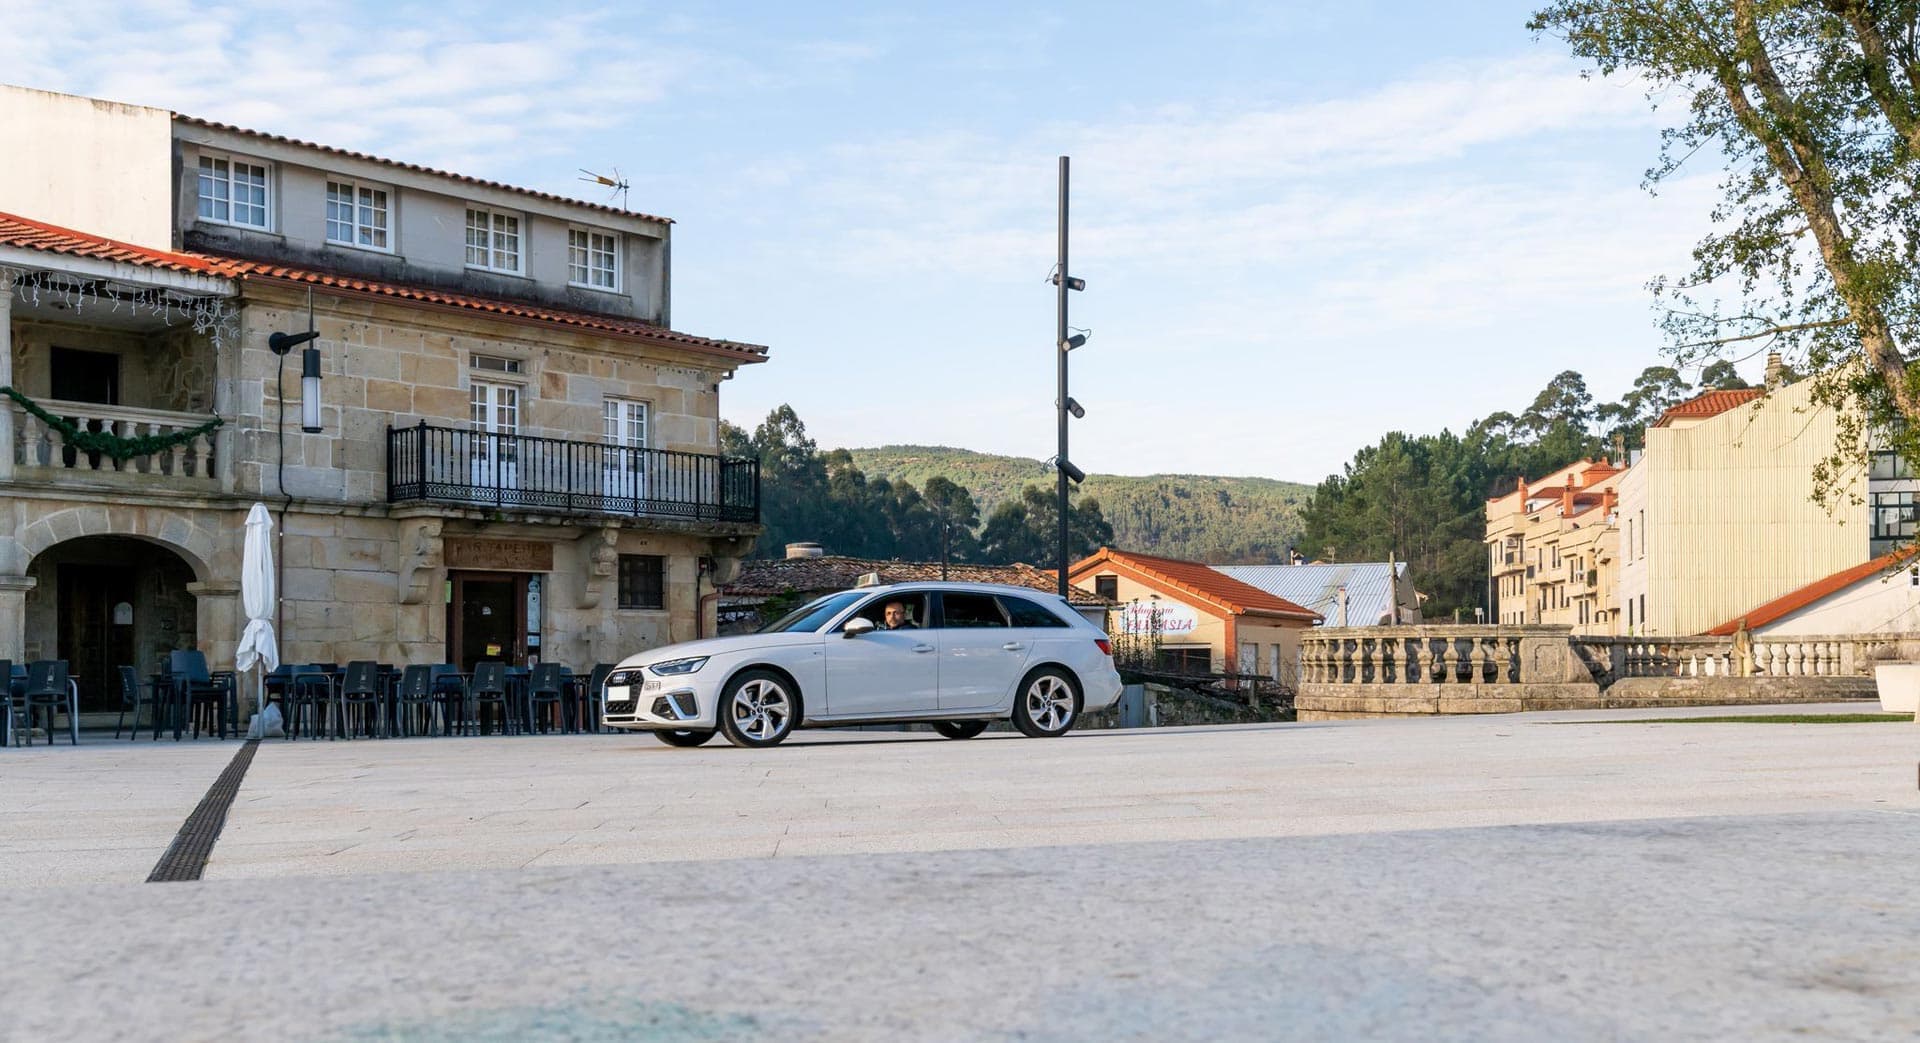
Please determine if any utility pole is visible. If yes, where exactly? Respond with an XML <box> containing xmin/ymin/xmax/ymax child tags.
<box><xmin>1056</xmin><ymin>156</ymin><xmax>1070</xmax><ymax>599</ymax></box>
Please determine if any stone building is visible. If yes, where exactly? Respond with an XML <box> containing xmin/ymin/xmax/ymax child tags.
<box><xmin>1484</xmin><ymin>459</ymin><xmax>1623</xmax><ymax>633</ymax></box>
<box><xmin>0</xmin><ymin>86</ymin><xmax>765</xmax><ymax>711</ymax></box>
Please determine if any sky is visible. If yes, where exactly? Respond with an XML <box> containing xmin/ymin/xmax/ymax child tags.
<box><xmin>6</xmin><ymin>0</ymin><xmax>1739</xmax><ymax>483</ymax></box>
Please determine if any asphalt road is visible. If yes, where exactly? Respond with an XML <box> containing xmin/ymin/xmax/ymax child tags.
<box><xmin>3</xmin><ymin>705</ymin><xmax>1917</xmax><ymax>1041</ymax></box>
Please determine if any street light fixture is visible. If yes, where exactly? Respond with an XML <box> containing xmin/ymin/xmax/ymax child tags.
<box><xmin>268</xmin><ymin>329</ymin><xmax>323</xmax><ymax>434</ymax></box>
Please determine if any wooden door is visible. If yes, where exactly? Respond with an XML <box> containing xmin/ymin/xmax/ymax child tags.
<box><xmin>448</xmin><ymin>571</ymin><xmax>527</xmax><ymax>672</ymax></box>
<box><xmin>57</xmin><ymin>564</ymin><xmax>135</xmax><ymax>712</ymax></box>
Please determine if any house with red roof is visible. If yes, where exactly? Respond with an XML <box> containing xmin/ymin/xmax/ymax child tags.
<box><xmin>1704</xmin><ymin>548</ymin><xmax>1920</xmax><ymax>637</ymax></box>
<box><xmin>1066</xmin><ymin>547</ymin><xmax>1321</xmax><ymax>685</ymax></box>
<box><xmin>0</xmin><ymin>84</ymin><xmax>768</xmax><ymax>701</ymax></box>
<box><xmin>1484</xmin><ymin>458</ymin><xmax>1624</xmax><ymax>632</ymax></box>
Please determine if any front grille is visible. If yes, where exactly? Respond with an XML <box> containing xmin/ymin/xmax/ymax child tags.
<box><xmin>605</xmin><ymin>700</ymin><xmax>636</xmax><ymax>716</ymax></box>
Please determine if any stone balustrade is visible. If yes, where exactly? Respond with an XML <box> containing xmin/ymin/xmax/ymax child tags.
<box><xmin>9</xmin><ymin>399</ymin><xmax>219</xmax><ymax>484</ymax></box>
<box><xmin>1297</xmin><ymin>624</ymin><xmax>1906</xmax><ymax>720</ymax></box>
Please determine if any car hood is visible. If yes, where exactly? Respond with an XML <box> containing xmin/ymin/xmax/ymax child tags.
<box><xmin>615</xmin><ymin>631</ymin><xmax>821</xmax><ymax>669</ymax></box>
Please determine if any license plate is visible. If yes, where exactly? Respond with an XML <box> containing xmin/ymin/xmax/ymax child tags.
<box><xmin>607</xmin><ymin>685</ymin><xmax>630</xmax><ymax>700</ymax></box>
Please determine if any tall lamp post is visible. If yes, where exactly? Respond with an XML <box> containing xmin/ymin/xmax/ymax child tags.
<box><xmin>1052</xmin><ymin>156</ymin><xmax>1088</xmax><ymax>597</ymax></box>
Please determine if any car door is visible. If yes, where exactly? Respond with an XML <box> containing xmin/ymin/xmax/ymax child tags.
<box><xmin>822</xmin><ymin>591</ymin><xmax>938</xmax><ymax>717</ymax></box>
<box><xmin>934</xmin><ymin>591</ymin><xmax>1032</xmax><ymax>711</ymax></box>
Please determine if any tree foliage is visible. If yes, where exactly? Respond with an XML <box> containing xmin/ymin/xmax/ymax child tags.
<box><xmin>1532</xmin><ymin>0</ymin><xmax>1920</xmax><ymax>501</ymax></box>
<box><xmin>977</xmin><ymin>485</ymin><xmax>1116</xmax><ymax>566</ymax></box>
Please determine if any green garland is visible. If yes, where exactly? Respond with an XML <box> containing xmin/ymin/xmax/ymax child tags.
<box><xmin>2</xmin><ymin>386</ymin><xmax>224</xmax><ymax>463</ymax></box>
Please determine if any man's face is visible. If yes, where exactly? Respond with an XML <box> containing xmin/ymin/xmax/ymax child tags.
<box><xmin>884</xmin><ymin>603</ymin><xmax>907</xmax><ymax>627</ymax></box>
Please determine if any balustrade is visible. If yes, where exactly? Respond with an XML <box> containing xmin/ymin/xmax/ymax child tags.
<box><xmin>9</xmin><ymin>400</ymin><xmax>218</xmax><ymax>481</ymax></box>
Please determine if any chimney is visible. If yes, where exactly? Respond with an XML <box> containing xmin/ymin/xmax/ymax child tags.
<box><xmin>1764</xmin><ymin>351</ymin><xmax>1785</xmax><ymax>388</ymax></box>
<box><xmin>1561</xmin><ymin>486</ymin><xmax>1576</xmax><ymax>516</ymax></box>
<box><xmin>785</xmin><ymin>542</ymin><xmax>825</xmax><ymax>560</ymax></box>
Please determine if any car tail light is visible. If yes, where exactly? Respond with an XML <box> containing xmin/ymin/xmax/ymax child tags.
<box><xmin>1095</xmin><ymin>638</ymin><xmax>1112</xmax><ymax>656</ymax></box>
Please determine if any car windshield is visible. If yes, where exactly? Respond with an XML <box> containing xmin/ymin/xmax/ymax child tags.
<box><xmin>758</xmin><ymin>591</ymin><xmax>866</xmax><ymax>634</ymax></box>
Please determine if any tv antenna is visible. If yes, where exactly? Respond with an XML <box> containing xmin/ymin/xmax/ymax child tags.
<box><xmin>578</xmin><ymin>167</ymin><xmax>631</xmax><ymax>210</ymax></box>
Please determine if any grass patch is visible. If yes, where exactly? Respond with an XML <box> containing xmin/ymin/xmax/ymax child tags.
<box><xmin>1586</xmin><ymin>713</ymin><xmax>1912</xmax><ymax>724</ymax></box>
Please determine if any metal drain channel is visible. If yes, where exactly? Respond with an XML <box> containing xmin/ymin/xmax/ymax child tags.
<box><xmin>147</xmin><ymin>739</ymin><xmax>261</xmax><ymax>883</ymax></box>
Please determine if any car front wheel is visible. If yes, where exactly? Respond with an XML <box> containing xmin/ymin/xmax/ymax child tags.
<box><xmin>718</xmin><ymin>669</ymin><xmax>799</xmax><ymax>748</ymax></box>
<box><xmin>932</xmin><ymin>720</ymin><xmax>989</xmax><ymax>740</ymax></box>
<box><xmin>656</xmin><ymin>729</ymin><xmax>715</xmax><ymax>747</ymax></box>
<box><xmin>1012</xmin><ymin>668</ymin><xmax>1079</xmax><ymax>738</ymax></box>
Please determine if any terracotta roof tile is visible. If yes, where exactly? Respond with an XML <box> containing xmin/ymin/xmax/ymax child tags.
<box><xmin>1069</xmin><ymin>547</ymin><xmax>1322</xmax><ymax>621</ymax></box>
<box><xmin>1705</xmin><ymin>547</ymin><xmax>1920</xmax><ymax>635</ymax></box>
<box><xmin>1654</xmin><ymin>388</ymin><xmax>1765</xmax><ymax>427</ymax></box>
<box><xmin>175</xmin><ymin>116</ymin><xmax>673</xmax><ymax>225</ymax></box>
<box><xmin>0</xmin><ymin>212</ymin><xmax>766</xmax><ymax>364</ymax></box>
<box><xmin>203</xmin><ymin>250</ymin><xmax>768</xmax><ymax>364</ymax></box>
<box><xmin>0</xmin><ymin>212</ymin><xmax>222</xmax><ymax>275</ymax></box>
<box><xmin>723</xmin><ymin>556</ymin><xmax>1110</xmax><ymax>606</ymax></box>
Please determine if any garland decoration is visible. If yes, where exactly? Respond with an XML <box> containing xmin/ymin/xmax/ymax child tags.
<box><xmin>1</xmin><ymin>386</ymin><xmax>224</xmax><ymax>462</ymax></box>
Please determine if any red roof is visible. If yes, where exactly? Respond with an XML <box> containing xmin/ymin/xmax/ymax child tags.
<box><xmin>0</xmin><ymin>212</ymin><xmax>766</xmax><ymax>365</ymax></box>
<box><xmin>0</xmin><ymin>213</ymin><xmax>221</xmax><ymax>275</ymax></box>
<box><xmin>1069</xmin><ymin>547</ymin><xmax>1321</xmax><ymax>622</ymax></box>
<box><xmin>1654</xmin><ymin>388</ymin><xmax>1764</xmax><ymax>427</ymax></box>
<box><xmin>176</xmin><ymin>116</ymin><xmax>673</xmax><ymax>225</ymax></box>
<box><xmin>1705</xmin><ymin>547</ymin><xmax>1920</xmax><ymax>635</ymax></box>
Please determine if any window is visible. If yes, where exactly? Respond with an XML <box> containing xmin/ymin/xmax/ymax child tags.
<box><xmin>568</xmin><ymin>227</ymin><xmax>620</xmax><ymax>290</ymax></box>
<box><xmin>1628</xmin><ymin>600</ymin><xmax>1634</xmax><ymax>628</ymax></box>
<box><xmin>1157</xmin><ymin>647</ymin><xmax>1211</xmax><ymax>674</ymax></box>
<box><xmin>603</xmin><ymin>399</ymin><xmax>648</xmax><ymax>449</ymax></box>
<box><xmin>1871</xmin><ymin>451</ymin><xmax>1914</xmax><ymax>480</ymax></box>
<box><xmin>326</xmin><ymin>180</ymin><xmax>390</xmax><ymax>250</ymax></box>
<box><xmin>617</xmin><ymin>554</ymin><xmax>665</xmax><ymax>610</ymax></box>
<box><xmin>1094</xmin><ymin>575</ymin><xmax>1118</xmax><ymax>601</ymax></box>
<box><xmin>1639</xmin><ymin>594</ymin><xmax>1646</xmax><ymax>627</ymax></box>
<box><xmin>1873</xmin><ymin>491</ymin><xmax>1917</xmax><ymax>541</ymax></box>
<box><xmin>471</xmin><ymin>354</ymin><xmax>523</xmax><ymax>375</ymax></box>
<box><xmin>1638</xmin><ymin>511</ymin><xmax>1646</xmax><ymax>559</ymax></box>
<box><xmin>465</xmin><ymin>207</ymin><xmax>522</xmax><ymax>273</ymax></box>
<box><xmin>197</xmin><ymin>154</ymin><xmax>270</xmax><ymax>228</ymax></box>
<box><xmin>847</xmin><ymin>592</ymin><xmax>929</xmax><ymax>630</ymax></box>
<box><xmin>938</xmin><ymin>592</ymin><xmax>1007</xmax><ymax>628</ymax></box>
<box><xmin>1000</xmin><ymin>596</ymin><xmax>1069</xmax><ymax>628</ymax></box>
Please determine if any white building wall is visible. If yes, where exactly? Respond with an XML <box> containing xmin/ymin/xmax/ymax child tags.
<box><xmin>1617</xmin><ymin>457</ymin><xmax>1649</xmax><ymax>634</ymax></box>
<box><xmin>1760</xmin><ymin>564</ymin><xmax>1920</xmax><ymax>635</ymax></box>
<box><xmin>0</xmin><ymin>85</ymin><xmax>174</xmax><ymax>248</ymax></box>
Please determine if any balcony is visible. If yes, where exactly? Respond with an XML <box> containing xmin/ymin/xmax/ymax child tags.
<box><xmin>387</xmin><ymin>423</ymin><xmax>759</xmax><ymax>524</ymax></box>
<box><xmin>7</xmin><ymin>399</ymin><xmax>220</xmax><ymax>488</ymax></box>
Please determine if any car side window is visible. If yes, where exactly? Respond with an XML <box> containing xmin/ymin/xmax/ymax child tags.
<box><xmin>939</xmin><ymin>592</ymin><xmax>1009</xmax><ymax>628</ymax></box>
<box><xmin>845</xmin><ymin>592</ymin><xmax>928</xmax><ymax>630</ymax></box>
<box><xmin>1000</xmin><ymin>595</ymin><xmax>1070</xmax><ymax>628</ymax></box>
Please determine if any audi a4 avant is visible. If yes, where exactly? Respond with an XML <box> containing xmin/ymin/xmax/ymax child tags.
<box><xmin>602</xmin><ymin>582</ymin><xmax>1123</xmax><ymax>747</ymax></box>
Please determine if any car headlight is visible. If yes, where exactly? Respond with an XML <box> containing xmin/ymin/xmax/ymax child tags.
<box><xmin>648</xmin><ymin>656</ymin><xmax>710</xmax><ymax>676</ymax></box>
<box><xmin>606</xmin><ymin>670</ymin><xmax>642</xmax><ymax>688</ymax></box>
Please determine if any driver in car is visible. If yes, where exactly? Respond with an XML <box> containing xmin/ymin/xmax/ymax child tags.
<box><xmin>881</xmin><ymin>600</ymin><xmax>918</xmax><ymax>630</ymax></box>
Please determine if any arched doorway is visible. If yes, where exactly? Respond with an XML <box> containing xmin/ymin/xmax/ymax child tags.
<box><xmin>24</xmin><ymin>536</ymin><xmax>199</xmax><ymax>714</ymax></box>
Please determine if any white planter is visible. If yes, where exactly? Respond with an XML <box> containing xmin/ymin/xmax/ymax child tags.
<box><xmin>1872</xmin><ymin>663</ymin><xmax>1920</xmax><ymax>713</ymax></box>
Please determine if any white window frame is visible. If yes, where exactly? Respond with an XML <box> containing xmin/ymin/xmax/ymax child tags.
<box><xmin>568</xmin><ymin>226</ymin><xmax>622</xmax><ymax>292</ymax></box>
<box><xmin>196</xmin><ymin>151</ymin><xmax>273</xmax><ymax>230</ymax></box>
<box><xmin>325</xmin><ymin>177</ymin><xmax>393</xmax><ymax>252</ymax></box>
<box><xmin>602</xmin><ymin>397</ymin><xmax>650</xmax><ymax>449</ymax></box>
<box><xmin>465</xmin><ymin>206</ymin><xmax>524</xmax><ymax>274</ymax></box>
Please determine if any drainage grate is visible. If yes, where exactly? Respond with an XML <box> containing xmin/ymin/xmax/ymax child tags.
<box><xmin>147</xmin><ymin>739</ymin><xmax>261</xmax><ymax>883</ymax></box>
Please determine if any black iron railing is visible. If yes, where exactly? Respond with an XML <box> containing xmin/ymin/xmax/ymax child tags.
<box><xmin>387</xmin><ymin>422</ymin><xmax>759</xmax><ymax>523</ymax></box>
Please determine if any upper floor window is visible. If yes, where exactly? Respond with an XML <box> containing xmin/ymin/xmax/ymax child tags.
<box><xmin>326</xmin><ymin>179</ymin><xmax>390</xmax><ymax>251</ymax></box>
<box><xmin>198</xmin><ymin>154</ymin><xmax>270</xmax><ymax>229</ymax></box>
<box><xmin>1870</xmin><ymin>450</ymin><xmax>1914</xmax><ymax>481</ymax></box>
<box><xmin>465</xmin><ymin>207</ymin><xmax>522</xmax><ymax>273</ymax></box>
<box><xmin>1094</xmin><ymin>575</ymin><xmax>1118</xmax><ymax>601</ymax></box>
<box><xmin>569</xmin><ymin>227</ymin><xmax>620</xmax><ymax>290</ymax></box>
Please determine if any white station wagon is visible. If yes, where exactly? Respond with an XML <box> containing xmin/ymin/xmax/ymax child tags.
<box><xmin>602</xmin><ymin>581</ymin><xmax>1123</xmax><ymax>747</ymax></box>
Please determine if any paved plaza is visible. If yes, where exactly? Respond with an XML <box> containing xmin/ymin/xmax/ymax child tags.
<box><xmin>3</xmin><ymin>705</ymin><xmax>1918</xmax><ymax>1040</ymax></box>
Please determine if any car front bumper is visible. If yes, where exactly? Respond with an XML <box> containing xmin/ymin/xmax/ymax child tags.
<box><xmin>602</xmin><ymin>674</ymin><xmax>720</xmax><ymax>731</ymax></box>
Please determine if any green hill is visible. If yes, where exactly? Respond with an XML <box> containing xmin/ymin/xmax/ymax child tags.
<box><xmin>850</xmin><ymin>445</ymin><xmax>1313</xmax><ymax>565</ymax></box>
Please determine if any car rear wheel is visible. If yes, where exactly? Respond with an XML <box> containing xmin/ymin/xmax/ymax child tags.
<box><xmin>718</xmin><ymin>669</ymin><xmax>799</xmax><ymax>748</ymax></box>
<box><xmin>656</xmin><ymin>729</ymin><xmax>715</xmax><ymax>747</ymax></box>
<box><xmin>932</xmin><ymin>720</ymin><xmax>989</xmax><ymax>740</ymax></box>
<box><xmin>1012</xmin><ymin>668</ymin><xmax>1079</xmax><ymax>738</ymax></box>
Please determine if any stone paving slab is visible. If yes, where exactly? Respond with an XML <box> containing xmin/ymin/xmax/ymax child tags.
<box><xmin>2</xmin><ymin>811</ymin><xmax>1916</xmax><ymax>1041</ymax></box>
<box><xmin>0</xmin><ymin>741</ymin><xmax>240</xmax><ymax>887</ymax></box>
<box><xmin>203</xmin><ymin>703</ymin><xmax>1920</xmax><ymax>880</ymax></box>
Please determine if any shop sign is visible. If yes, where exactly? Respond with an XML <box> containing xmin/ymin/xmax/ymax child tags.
<box><xmin>446</xmin><ymin>538</ymin><xmax>553</xmax><ymax>572</ymax></box>
<box><xmin>1117</xmin><ymin>599</ymin><xmax>1199</xmax><ymax>635</ymax></box>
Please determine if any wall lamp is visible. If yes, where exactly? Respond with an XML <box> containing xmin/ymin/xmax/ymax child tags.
<box><xmin>1065</xmin><ymin>397</ymin><xmax>1086</xmax><ymax>419</ymax></box>
<box><xmin>269</xmin><ymin>329</ymin><xmax>323</xmax><ymax>433</ymax></box>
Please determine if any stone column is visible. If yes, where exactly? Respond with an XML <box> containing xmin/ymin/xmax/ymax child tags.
<box><xmin>1</xmin><ymin>282</ymin><xmax>14</xmax><ymax>483</ymax></box>
<box><xmin>0</xmin><ymin>574</ymin><xmax>35</xmax><ymax>661</ymax></box>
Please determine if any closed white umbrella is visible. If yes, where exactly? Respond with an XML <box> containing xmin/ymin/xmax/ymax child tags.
<box><xmin>236</xmin><ymin>503</ymin><xmax>279</xmax><ymax>732</ymax></box>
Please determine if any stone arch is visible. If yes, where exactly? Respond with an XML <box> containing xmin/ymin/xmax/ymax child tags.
<box><xmin>15</xmin><ymin>504</ymin><xmax>220</xmax><ymax>582</ymax></box>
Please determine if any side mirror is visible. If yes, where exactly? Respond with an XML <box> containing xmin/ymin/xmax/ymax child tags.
<box><xmin>844</xmin><ymin>617</ymin><xmax>876</xmax><ymax>638</ymax></box>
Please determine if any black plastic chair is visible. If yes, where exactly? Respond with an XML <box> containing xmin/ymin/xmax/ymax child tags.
<box><xmin>286</xmin><ymin>664</ymin><xmax>337</xmax><ymax>740</ymax></box>
<box><xmin>23</xmin><ymin>661</ymin><xmax>78</xmax><ymax>746</ymax></box>
<box><xmin>528</xmin><ymin>664</ymin><xmax>573</xmax><ymax>733</ymax></box>
<box><xmin>338</xmin><ymin>662</ymin><xmax>387</xmax><ymax>739</ymax></box>
<box><xmin>168</xmin><ymin>650</ymin><xmax>235</xmax><ymax>740</ymax></box>
<box><xmin>430</xmin><ymin>665</ymin><xmax>469</xmax><ymax>736</ymax></box>
<box><xmin>115</xmin><ymin>665</ymin><xmax>163</xmax><ymax>740</ymax></box>
<box><xmin>470</xmin><ymin>661</ymin><xmax>517</xmax><ymax>736</ymax></box>
<box><xmin>584</xmin><ymin>663</ymin><xmax>615</xmax><ymax>734</ymax></box>
<box><xmin>395</xmin><ymin>666</ymin><xmax>443</xmax><ymax>737</ymax></box>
